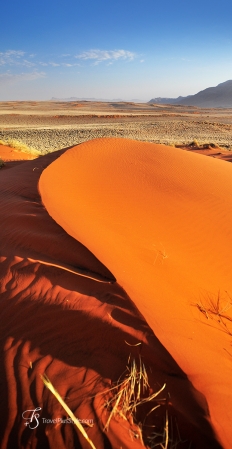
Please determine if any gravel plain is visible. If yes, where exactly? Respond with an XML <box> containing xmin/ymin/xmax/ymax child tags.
<box><xmin>0</xmin><ymin>101</ymin><xmax>232</xmax><ymax>154</ymax></box>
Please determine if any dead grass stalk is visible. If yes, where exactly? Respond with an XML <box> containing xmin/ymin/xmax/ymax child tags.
<box><xmin>41</xmin><ymin>374</ymin><xmax>96</xmax><ymax>449</ymax></box>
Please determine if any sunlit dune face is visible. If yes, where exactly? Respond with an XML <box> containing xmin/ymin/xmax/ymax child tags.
<box><xmin>39</xmin><ymin>137</ymin><xmax>232</xmax><ymax>448</ymax></box>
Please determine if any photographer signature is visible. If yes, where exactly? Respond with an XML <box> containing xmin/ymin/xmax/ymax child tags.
<box><xmin>22</xmin><ymin>407</ymin><xmax>42</xmax><ymax>429</ymax></box>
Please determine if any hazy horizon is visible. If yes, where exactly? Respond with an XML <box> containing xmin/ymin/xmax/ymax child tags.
<box><xmin>1</xmin><ymin>0</ymin><xmax>232</xmax><ymax>101</ymax></box>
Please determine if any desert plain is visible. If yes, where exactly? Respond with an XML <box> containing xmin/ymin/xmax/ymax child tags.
<box><xmin>1</xmin><ymin>100</ymin><xmax>232</xmax><ymax>152</ymax></box>
<box><xmin>1</xmin><ymin>101</ymin><xmax>232</xmax><ymax>449</ymax></box>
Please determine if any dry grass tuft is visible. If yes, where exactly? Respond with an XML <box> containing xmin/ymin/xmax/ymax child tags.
<box><xmin>147</xmin><ymin>411</ymin><xmax>191</xmax><ymax>449</ymax></box>
<box><xmin>41</xmin><ymin>358</ymin><xmax>189</xmax><ymax>448</ymax></box>
<box><xmin>102</xmin><ymin>356</ymin><xmax>190</xmax><ymax>448</ymax></box>
<box><xmin>103</xmin><ymin>356</ymin><xmax>166</xmax><ymax>433</ymax></box>
<box><xmin>147</xmin><ymin>410</ymin><xmax>169</xmax><ymax>449</ymax></box>
<box><xmin>0</xmin><ymin>138</ymin><xmax>41</xmax><ymax>156</ymax></box>
<box><xmin>195</xmin><ymin>291</ymin><xmax>232</xmax><ymax>336</ymax></box>
<box><xmin>0</xmin><ymin>158</ymin><xmax>5</xmax><ymax>168</ymax></box>
<box><xmin>190</xmin><ymin>138</ymin><xmax>200</xmax><ymax>147</ymax></box>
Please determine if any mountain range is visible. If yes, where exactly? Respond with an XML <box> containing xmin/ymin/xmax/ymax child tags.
<box><xmin>149</xmin><ymin>80</ymin><xmax>232</xmax><ymax>107</ymax></box>
<box><xmin>50</xmin><ymin>97</ymin><xmax>145</xmax><ymax>103</ymax></box>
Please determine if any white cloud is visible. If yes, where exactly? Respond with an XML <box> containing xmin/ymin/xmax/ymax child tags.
<box><xmin>0</xmin><ymin>50</ymin><xmax>26</xmax><ymax>66</ymax></box>
<box><xmin>62</xmin><ymin>63</ymin><xmax>79</xmax><ymax>67</ymax></box>
<box><xmin>0</xmin><ymin>71</ymin><xmax>46</xmax><ymax>85</ymax></box>
<box><xmin>0</xmin><ymin>50</ymin><xmax>76</xmax><ymax>69</ymax></box>
<box><xmin>1</xmin><ymin>48</ymin><xmax>136</xmax><ymax>75</ymax></box>
<box><xmin>1</xmin><ymin>48</ymin><xmax>134</xmax><ymax>71</ymax></box>
<box><xmin>75</xmin><ymin>49</ymin><xmax>136</xmax><ymax>63</ymax></box>
<box><xmin>0</xmin><ymin>50</ymin><xmax>25</xmax><ymax>58</ymax></box>
<box><xmin>38</xmin><ymin>61</ymin><xmax>79</xmax><ymax>67</ymax></box>
<box><xmin>22</xmin><ymin>59</ymin><xmax>36</xmax><ymax>67</ymax></box>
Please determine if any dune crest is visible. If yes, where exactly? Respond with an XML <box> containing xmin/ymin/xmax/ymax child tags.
<box><xmin>39</xmin><ymin>137</ymin><xmax>232</xmax><ymax>448</ymax></box>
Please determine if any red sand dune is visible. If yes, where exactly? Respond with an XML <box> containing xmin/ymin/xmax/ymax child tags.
<box><xmin>0</xmin><ymin>145</ymin><xmax>37</xmax><ymax>161</ymax></box>
<box><xmin>0</xmin><ymin>138</ymin><xmax>231</xmax><ymax>448</ymax></box>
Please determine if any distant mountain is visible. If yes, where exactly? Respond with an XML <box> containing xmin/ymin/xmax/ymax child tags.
<box><xmin>148</xmin><ymin>96</ymin><xmax>186</xmax><ymax>105</ymax></box>
<box><xmin>50</xmin><ymin>97</ymin><xmax>124</xmax><ymax>102</ymax></box>
<box><xmin>50</xmin><ymin>97</ymin><xmax>145</xmax><ymax>103</ymax></box>
<box><xmin>149</xmin><ymin>80</ymin><xmax>232</xmax><ymax>107</ymax></box>
<box><xmin>130</xmin><ymin>99</ymin><xmax>146</xmax><ymax>103</ymax></box>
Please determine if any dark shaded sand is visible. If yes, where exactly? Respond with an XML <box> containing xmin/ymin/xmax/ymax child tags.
<box><xmin>0</xmin><ymin>138</ymin><xmax>231</xmax><ymax>448</ymax></box>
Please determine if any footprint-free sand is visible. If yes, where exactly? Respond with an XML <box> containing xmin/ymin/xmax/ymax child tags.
<box><xmin>0</xmin><ymin>137</ymin><xmax>232</xmax><ymax>448</ymax></box>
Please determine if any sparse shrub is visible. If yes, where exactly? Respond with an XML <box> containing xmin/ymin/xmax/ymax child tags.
<box><xmin>195</xmin><ymin>291</ymin><xmax>232</xmax><ymax>337</ymax></box>
<box><xmin>191</xmin><ymin>138</ymin><xmax>200</xmax><ymax>147</ymax></box>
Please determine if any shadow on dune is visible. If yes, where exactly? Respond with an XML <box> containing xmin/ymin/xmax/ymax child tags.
<box><xmin>0</xmin><ymin>147</ymin><xmax>223</xmax><ymax>449</ymax></box>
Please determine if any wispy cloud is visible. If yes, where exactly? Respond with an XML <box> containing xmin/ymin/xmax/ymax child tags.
<box><xmin>0</xmin><ymin>49</ymin><xmax>81</xmax><ymax>69</ymax></box>
<box><xmin>0</xmin><ymin>50</ymin><xmax>25</xmax><ymax>57</ymax></box>
<box><xmin>0</xmin><ymin>71</ymin><xmax>46</xmax><ymax>85</ymax></box>
<box><xmin>38</xmin><ymin>61</ymin><xmax>79</xmax><ymax>67</ymax></box>
<box><xmin>75</xmin><ymin>49</ymin><xmax>136</xmax><ymax>63</ymax></box>
<box><xmin>22</xmin><ymin>59</ymin><xmax>36</xmax><ymax>68</ymax></box>
<box><xmin>0</xmin><ymin>48</ymin><xmax>136</xmax><ymax>74</ymax></box>
<box><xmin>0</xmin><ymin>50</ymin><xmax>26</xmax><ymax>66</ymax></box>
<box><xmin>62</xmin><ymin>63</ymin><xmax>79</xmax><ymax>67</ymax></box>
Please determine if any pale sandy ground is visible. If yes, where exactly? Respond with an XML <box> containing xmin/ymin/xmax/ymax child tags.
<box><xmin>0</xmin><ymin>101</ymin><xmax>232</xmax><ymax>153</ymax></box>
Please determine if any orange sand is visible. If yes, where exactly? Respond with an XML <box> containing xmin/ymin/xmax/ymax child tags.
<box><xmin>0</xmin><ymin>144</ymin><xmax>37</xmax><ymax>161</ymax></box>
<box><xmin>39</xmin><ymin>138</ymin><xmax>232</xmax><ymax>448</ymax></box>
<box><xmin>0</xmin><ymin>138</ymin><xmax>231</xmax><ymax>448</ymax></box>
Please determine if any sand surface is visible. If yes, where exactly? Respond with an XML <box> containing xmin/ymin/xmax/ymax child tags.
<box><xmin>0</xmin><ymin>137</ymin><xmax>232</xmax><ymax>448</ymax></box>
<box><xmin>39</xmin><ymin>138</ymin><xmax>232</xmax><ymax>448</ymax></box>
<box><xmin>0</xmin><ymin>144</ymin><xmax>38</xmax><ymax>161</ymax></box>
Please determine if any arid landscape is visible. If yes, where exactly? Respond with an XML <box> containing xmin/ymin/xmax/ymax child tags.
<box><xmin>1</xmin><ymin>102</ymin><xmax>232</xmax><ymax>449</ymax></box>
<box><xmin>2</xmin><ymin>0</ymin><xmax>232</xmax><ymax>446</ymax></box>
<box><xmin>1</xmin><ymin>100</ymin><xmax>232</xmax><ymax>153</ymax></box>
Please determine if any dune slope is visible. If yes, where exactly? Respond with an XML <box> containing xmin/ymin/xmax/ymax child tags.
<box><xmin>39</xmin><ymin>137</ymin><xmax>232</xmax><ymax>448</ymax></box>
<box><xmin>0</xmin><ymin>145</ymin><xmax>225</xmax><ymax>448</ymax></box>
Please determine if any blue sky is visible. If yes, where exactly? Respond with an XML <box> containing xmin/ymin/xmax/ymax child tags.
<box><xmin>1</xmin><ymin>0</ymin><xmax>232</xmax><ymax>101</ymax></box>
